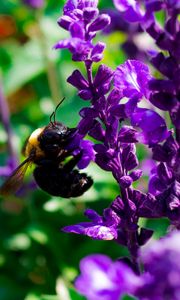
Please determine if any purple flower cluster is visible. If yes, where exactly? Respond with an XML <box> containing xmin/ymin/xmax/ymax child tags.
<box><xmin>113</xmin><ymin>0</ymin><xmax>180</xmax><ymax>133</ymax></box>
<box><xmin>55</xmin><ymin>0</ymin><xmax>180</xmax><ymax>299</ymax></box>
<box><xmin>56</xmin><ymin>0</ymin><xmax>180</xmax><ymax>252</ymax></box>
<box><xmin>54</xmin><ymin>0</ymin><xmax>110</xmax><ymax>62</ymax></box>
<box><xmin>112</xmin><ymin>0</ymin><xmax>180</xmax><ymax>226</ymax></box>
<box><xmin>75</xmin><ymin>231</ymin><xmax>180</xmax><ymax>300</ymax></box>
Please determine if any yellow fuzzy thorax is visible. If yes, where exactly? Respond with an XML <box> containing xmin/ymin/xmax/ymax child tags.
<box><xmin>24</xmin><ymin>127</ymin><xmax>45</xmax><ymax>159</ymax></box>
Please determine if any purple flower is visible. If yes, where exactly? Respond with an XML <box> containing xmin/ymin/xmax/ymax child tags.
<box><xmin>91</xmin><ymin>42</ymin><xmax>106</xmax><ymax>62</ymax></box>
<box><xmin>63</xmin><ymin>208</ymin><xmax>119</xmax><ymax>240</ymax></box>
<box><xmin>114</xmin><ymin>60</ymin><xmax>151</xmax><ymax>99</ymax></box>
<box><xmin>113</xmin><ymin>0</ymin><xmax>144</xmax><ymax>22</ymax></box>
<box><xmin>68</xmin><ymin>64</ymin><xmax>114</xmax><ymax>102</ymax></box>
<box><xmin>75</xmin><ymin>233</ymin><xmax>180</xmax><ymax>300</ymax></box>
<box><xmin>23</xmin><ymin>0</ymin><xmax>44</xmax><ymax>8</ymax></box>
<box><xmin>67</xmin><ymin>69</ymin><xmax>93</xmax><ymax>100</ymax></box>
<box><xmin>136</xmin><ymin>231</ymin><xmax>180</xmax><ymax>300</ymax></box>
<box><xmin>114</xmin><ymin>60</ymin><xmax>170</xmax><ymax>146</ymax></box>
<box><xmin>130</xmin><ymin>108</ymin><xmax>170</xmax><ymax>145</ymax></box>
<box><xmin>54</xmin><ymin>37</ymin><xmax>93</xmax><ymax>62</ymax></box>
<box><xmin>64</xmin><ymin>131</ymin><xmax>95</xmax><ymax>169</ymax></box>
<box><xmin>75</xmin><ymin>254</ymin><xmax>140</xmax><ymax>300</ymax></box>
<box><xmin>0</xmin><ymin>80</ymin><xmax>18</xmax><ymax>181</ymax></box>
<box><xmin>138</xmin><ymin>176</ymin><xmax>180</xmax><ymax>226</ymax></box>
<box><xmin>78</xmin><ymin>140</ymin><xmax>95</xmax><ymax>169</ymax></box>
<box><xmin>156</xmin><ymin>181</ymin><xmax>180</xmax><ymax>227</ymax></box>
<box><xmin>149</xmin><ymin>162</ymin><xmax>173</xmax><ymax>196</ymax></box>
<box><xmin>152</xmin><ymin>134</ymin><xmax>179</xmax><ymax>164</ymax></box>
<box><xmin>141</xmin><ymin>158</ymin><xmax>156</xmax><ymax>176</ymax></box>
<box><xmin>170</xmin><ymin>102</ymin><xmax>180</xmax><ymax>130</ymax></box>
<box><xmin>94</xmin><ymin>141</ymin><xmax>140</xmax><ymax>184</ymax></box>
<box><xmin>102</xmin><ymin>9</ymin><xmax>148</xmax><ymax>62</ymax></box>
<box><xmin>0</xmin><ymin>157</ymin><xmax>17</xmax><ymax>177</ymax></box>
<box><xmin>102</xmin><ymin>8</ymin><xmax>142</xmax><ymax>34</ymax></box>
<box><xmin>93</xmin><ymin>65</ymin><xmax>114</xmax><ymax>97</ymax></box>
<box><xmin>149</xmin><ymin>79</ymin><xmax>177</xmax><ymax>111</ymax></box>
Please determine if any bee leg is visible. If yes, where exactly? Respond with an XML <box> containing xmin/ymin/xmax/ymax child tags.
<box><xmin>65</xmin><ymin>171</ymin><xmax>93</xmax><ymax>197</ymax></box>
<box><xmin>63</xmin><ymin>152</ymin><xmax>82</xmax><ymax>171</ymax></box>
<box><xmin>66</xmin><ymin>127</ymin><xmax>77</xmax><ymax>138</ymax></box>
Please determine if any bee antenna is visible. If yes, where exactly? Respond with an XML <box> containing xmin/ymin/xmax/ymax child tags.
<box><xmin>49</xmin><ymin>98</ymin><xmax>65</xmax><ymax>125</ymax></box>
<box><xmin>53</xmin><ymin>97</ymin><xmax>65</xmax><ymax>123</ymax></box>
<box><xmin>49</xmin><ymin>111</ymin><xmax>55</xmax><ymax>125</ymax></box>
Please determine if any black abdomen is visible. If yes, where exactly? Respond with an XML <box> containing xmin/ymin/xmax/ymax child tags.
<box><xmin>33</xmin><ymin>164</ymin><xmax>93</xmax><ymax>198</ymax></box>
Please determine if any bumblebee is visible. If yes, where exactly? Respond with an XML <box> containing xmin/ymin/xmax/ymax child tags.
<box><xmin>0</xmin><ymin>100</ymin><xmax>93</xmax><ymax>198</ymax></box>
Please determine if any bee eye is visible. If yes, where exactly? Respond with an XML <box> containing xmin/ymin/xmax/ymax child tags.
<box><xmin>43</xmin><ymin>131</ymin><xmax>60</xmax><ymax>143</ymax></box>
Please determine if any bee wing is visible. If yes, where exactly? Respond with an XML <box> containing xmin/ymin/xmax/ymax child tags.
<box><xmin>0</xmin><ymin>157</ymin><xmax>33</xmax><ymax>196</ymax></box>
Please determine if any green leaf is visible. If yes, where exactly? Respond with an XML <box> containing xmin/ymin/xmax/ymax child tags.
<box><xmin>69</xmin><ymin>288</ymin><xmax>86</xmax><ymax>300</ymax></box>
<box><xmin>0</xmin><ymin>276</ymin><xmax>25</xmax><ymax>300</ymax></box>
<box><xmin>122</xmin><ymin>294</ymin><xmax>138</xmax><ymax>300</ymax></box>
<box><xmin>4</xmin><ymin>233</ymin><xmax>31</xmax><ymax>250</ymax></box>
<box><xmin>4</xmin><ymin>40</ymin><xmax>45</xmax><ymax>94</ymax></box>
<box><xmin>25</xmin><ymin>292</ymin><xmax>41</xmax><ymax>300</ymax></box>
<box><xmin>26</xmin><ymin>224</ymin><xmax>49</xmax><ymax>245</ymax></box>
<box><xmin>40</xmin><ymin>296</ymin><xmax>59</xmax><ymax>300</ymax></box>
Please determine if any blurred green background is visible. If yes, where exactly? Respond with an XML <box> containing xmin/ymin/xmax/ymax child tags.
<box><xmin>0</xmin><ymin>1</ymin><xmax>169</xmax><ymax>299</ymax></box>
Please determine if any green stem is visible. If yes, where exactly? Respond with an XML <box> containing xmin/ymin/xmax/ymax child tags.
<box><xmin>35</xmin><ymin>10</ymin><xmax>61</xmax><ymax>103</ymax></box>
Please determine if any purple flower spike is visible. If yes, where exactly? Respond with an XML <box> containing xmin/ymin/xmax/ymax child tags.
<box><xmin>75</xmin><ymin>254</ymin><xmax>141</xmax><ymax>300</ymax></box>
<box><xmin>113</xmin><ymin>0</ymin><xmax>144</xmax><ymax>22</ymax></box>
<box><xmin>114</xmin><ymin>60</ymin><xmax>151</xmax><ymax>99</ymax></box>
<box><xmin>55</xmin><ymin>0</ymin><xmax>111</xmax><ymax>62</ymax></box>
<box><xmin>55</xmin><ymin>0</ymin><xmax>180</xmax><ymax>279</ymax></box>
<box><xmin>131</xmin><ymin>108</ymin><xmax>170</xmax><ymax>145</ymax></box>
